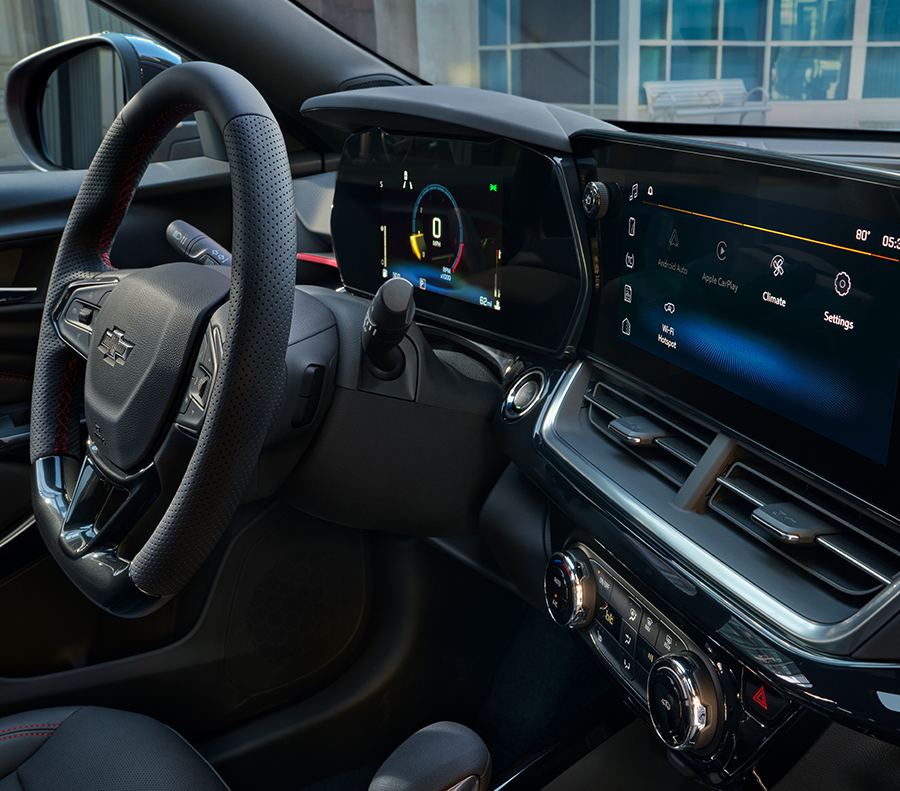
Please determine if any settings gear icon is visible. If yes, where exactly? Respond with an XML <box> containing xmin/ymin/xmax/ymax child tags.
<box><xmin>834</xmin><ymin>271</ymin><xmax>851</xmax><ymax>297</ymax></box>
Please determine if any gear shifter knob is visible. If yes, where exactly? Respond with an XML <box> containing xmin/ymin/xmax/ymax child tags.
<box><xmin>369</xmin><ymin>722</ymin><xmax>491</xmax><ymax>791</ymax></box>
<box><xmin>362</xmin><ymin>278</ymin><xmax>415</xmax><ymax>379</ymax></box>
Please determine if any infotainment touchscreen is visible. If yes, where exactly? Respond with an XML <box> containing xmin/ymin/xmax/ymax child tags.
<box><xmin>580</xmin><ymin>133</ymin><xmax>900</xmax><ymax>469</ymax></box>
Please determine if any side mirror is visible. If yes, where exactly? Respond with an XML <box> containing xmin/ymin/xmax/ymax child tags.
<box><xmin>4</xmin><ymin>33</ymin><xmax>182</xmax><ymax>171</ymax></box>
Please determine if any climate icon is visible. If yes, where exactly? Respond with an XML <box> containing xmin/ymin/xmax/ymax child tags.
<box><xmin>622</xmin><ymin>318</ymin><xmax>632</xmax><ymax>336</ymax></box>
<box><xmin>624</xmin><ymin>284</ymin><xmax>633</xmax><ymax>303</ymax></box>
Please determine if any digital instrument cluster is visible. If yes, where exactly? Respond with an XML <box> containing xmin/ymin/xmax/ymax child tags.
<box><xmin>332</xmin><ymin>130</ymin><xmax>589</xmax><ymax>355</ymax></box>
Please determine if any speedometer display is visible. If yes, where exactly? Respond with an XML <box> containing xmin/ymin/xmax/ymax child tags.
<box><xmin>377</xmin><ymin>165</ymin><xmax>503</xmax><ymax>311</ymax></box>
<box><xmin>411</xmin><ymin>184</ymin><xmax>463</xmax><ymax>270</ymax></box>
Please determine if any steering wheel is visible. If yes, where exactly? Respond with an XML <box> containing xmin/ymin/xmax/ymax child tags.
<box><xmin>29</xmin><ymin>62</ymin><xmax>296</xmax><ymax>616</ymax></box>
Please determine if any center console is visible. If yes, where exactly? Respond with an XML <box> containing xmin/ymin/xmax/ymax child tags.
<box><xmin>516</xmin><ymin>132</ymin><xmax>900</xmax><ymax>785</ymax></box>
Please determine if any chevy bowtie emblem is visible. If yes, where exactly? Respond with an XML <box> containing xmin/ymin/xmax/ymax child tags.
<box><xmin>98</xmin><ymin>327</ymin><xmax>134</xmax><ymax>366</ymax></box>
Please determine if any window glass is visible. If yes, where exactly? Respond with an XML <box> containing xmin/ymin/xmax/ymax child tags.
<box><xmin>511</xmin><ymin>0</ymin><xmax>590</xmax><ymax>44</ymax></box>
<box><xmin>672</xmin><ymin>0</ymin><xmax>719</xmax><ymax>40</ymax></box>
<box><xmin>640</xmin><ymin>45</ymin><xmax>667</xmax><ymax>102</ymax></box>
<box><xmin>722</xmin><ymin>45</ymin><xmax>765</xmax><ymax>89</ymax></box>
<box><xmin>511</xmin><ymin>47</ymin><xmax>590</xmax><ymax>103</ymax></box>
<box><xmin>864</xmin><ymin>47</ymin><xmax>900</xmax><ymax>96</ymax></box>
<box><xmin>770</xmin><ymin>46</ymin><xmax>850</xmax><ymax>99</ymax></box>
<box><xmin>641</xmin><ymin>0</ymin><xmax>668</xmax><ymax>39</ymax></box>
<box><xmin>595</xmin><ymin>45</ymin><xmax>619</xmax><ymax>103</ymax></box>
<box><xmin>479</xmin><ymin>0</ymin><xmax>507</xmax><ymax>45</ymax></box>
<box><xmin>869</xmin><ymin>0</ymin><xmax>900</xmax><ymax>41</ymax></box>
<box><xmin>671</xmin><ymin>45</ymin><xmax>717</xmax><ymax>78</ymax></box>
<box><xmin>0</xmin><ymin>0</ymin><xmax>144</xmax><ymax>171</ymax></box>
<box><xmin>304</xmin><ymin>0</ymin><xmax>900</xmax><ymax>130</ymax></box>
<box><xmin>480</xmin><ymin>49</ymin><xmax>507</xmax><ymax>92</ymax></box>
<box><xmin>772</xmin><ymin>0</ymin><xmax>855</xmax><ymax>41</ymax></box>
<box><xmin>596</xmin><ymin>0</ymin><xmax>619</xmax><ymax>41</ymax></box>
<box><xmin>724</xmin><ymin>0</ymin><xmax>766</xmax><ymax>40</ymax></box>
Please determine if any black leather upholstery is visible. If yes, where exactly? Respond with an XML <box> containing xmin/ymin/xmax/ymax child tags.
<box><xmin>0</xmin><ymin>706</ymin><xmax>228</xmax><ymax>791</ymax></box>
<box><xmin>369</xmin><ymin>722</ymin><xmax>491</xmax><ymax>791</ymax></box>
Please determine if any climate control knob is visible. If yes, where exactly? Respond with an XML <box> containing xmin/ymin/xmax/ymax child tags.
<box><xmin>648</xmin><ymin>653</ymin><xmax>719</xmax><ymax>751</ymax></box>
<box><xmin>544</xmin><ymin>549</ymin><xmax>596</xmax><ymax>628</ymax></box>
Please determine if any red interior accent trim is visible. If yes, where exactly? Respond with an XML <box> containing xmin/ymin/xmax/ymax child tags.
<box><xmin>296</xmin><ymin>253</ymin><xmax>338</xmax><ymax>269</ymax></box>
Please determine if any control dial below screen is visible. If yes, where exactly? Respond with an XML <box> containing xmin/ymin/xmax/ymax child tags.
<box><xmin>544</xmin><ymin>549</ymin><xmax>596</xmax><ymax>628</ymax></box>
<box><xmin>647</xmin><ymin>653</ymin><xmax>719</xmax><ymax>751</ymax></box>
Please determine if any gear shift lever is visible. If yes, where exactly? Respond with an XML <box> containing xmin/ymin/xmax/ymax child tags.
<box><xmin>369</xmin><ymin>722</ymin><xmax>491</xmax><ymax>791</ymax></box>
<box><xmin>361</xmin><ymin>278</ymin><xmax>415</xmax><ymax>379</ymax></box>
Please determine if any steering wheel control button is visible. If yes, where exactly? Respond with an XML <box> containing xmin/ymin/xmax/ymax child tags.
<box><xmin>544</xmin><ymin>549</ymin><xmax>596</xmax><ymax>628</ymax></box>
<box><xmin>190</xmin><ymin>369</ymin><xmax>211</xmax><ymax>406</ymax></box>
<box><xmin>177</xmin><ymin>325</ymin><xmax>222</xmax><ymax>434</ymax></box>
<box><xmin>743</xmin><ymin>671</ymin><xmax>789</xmax><ymax>723</ymax></box>
<box><xmin>54</xmin><ymin>279</ymin><xmax>120</xmax><ymax>359</ymax></box>
<box><xmin>504</xmin><ymin>369</ymin><xmax>546</xmax><ymax>420</ymax></box>
<box><xmin>648</xmin><ymin>654</ymin><xmax>719</xmax><ymax>751</ymax></box>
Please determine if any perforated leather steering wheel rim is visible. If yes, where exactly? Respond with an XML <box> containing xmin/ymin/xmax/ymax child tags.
<box><xmin>30</xmin><ymin>62</ymin><xmax>296</xmax><ymax>615</ymax></box>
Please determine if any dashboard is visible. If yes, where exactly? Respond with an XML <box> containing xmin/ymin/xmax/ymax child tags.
<box><xmin>306</xmin><ymin>86</ymin><xmax>900</xmax><ymax>786</ymax></box>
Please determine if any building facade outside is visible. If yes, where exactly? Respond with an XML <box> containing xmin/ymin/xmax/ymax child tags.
<box><xmin>4</xmin><ymin>0</ymin><xmax>900</xmax><ymax>172</ymax></box>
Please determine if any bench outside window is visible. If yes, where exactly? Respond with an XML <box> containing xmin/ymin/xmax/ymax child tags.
<box><xmin>643</xmin><ymin>79</ymin><xmax>771</xmax><ymax>124</ymax></box>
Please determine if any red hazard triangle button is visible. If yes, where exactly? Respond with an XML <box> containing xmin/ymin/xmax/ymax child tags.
<box><xmin>744</xmin><ymin>672</ymin><xmax>789</xmax><ymax>722</ymax></box>
<box><xmin>752</xmin><ymin>685</ymin><xmax>768</xmax><ymax>710</ymax></box>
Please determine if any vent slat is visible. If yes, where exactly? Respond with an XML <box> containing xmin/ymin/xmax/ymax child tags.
<box><xmin>584</xmin><ymin>365</ymin><xmax>899</xmax><ymax>610</ymax></box>
<box><xmin>817</xmin><ymin>535</ymin><xmax>896</xmax><ymax>586</ymax></box>
<box><xmin>713</xmin><ymin>458</ymin><xmax>899</xmax><ymax>599</ymax></box>
<box><xmin>710</xmin><ymin>488</ymin><xmax>883</xmax><ymax>596</ymax></box>
<box><xmin>584</xmin><ymin>380</ymin><xmax>712</xmax><ymax>490</ymax></box>
<box><xmin>657</xmin><ymin>436</ymin><xmax>706</xmax><ymax>467</ymax></box>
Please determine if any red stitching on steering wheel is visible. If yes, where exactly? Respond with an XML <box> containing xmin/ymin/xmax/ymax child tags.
<box><xmin>53</xmin><ymin>358</ymin><xmax>82</xmax><ymax>455</ymax></box>
<box><xmin>97</xmin><ymin>103</ymin><xmax>203</xmax><ymax>268</ymax></box>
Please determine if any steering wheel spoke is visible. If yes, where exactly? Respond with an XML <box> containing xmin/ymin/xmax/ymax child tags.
<box><xmin>59</xmin><ymin>443</ymin><xmax>159</xmax><ymax>556</ymax></box>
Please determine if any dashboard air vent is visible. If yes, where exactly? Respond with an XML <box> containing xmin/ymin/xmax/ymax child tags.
<box><xmin>710</xmin><ymin>458</ymin><xmax>900</xmax><ymax>598</ymax></box>
<box><xmin>584</xmin><ymin>378</ymin><xmax>715</xmax><ymax>488</ymax></box>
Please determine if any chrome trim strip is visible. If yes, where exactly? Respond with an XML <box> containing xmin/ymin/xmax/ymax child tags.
<box><xmin>877</xmin><ymin>691</ymin><xmax>900</xmax><ymax>712</ymax></box>
<box><xmin>655</xmin><ymin>437</ymin><xmax>700</xmax><ymax>467</ymax></box>
<box><xmin>538</xmin><ymin>361</ymin><xmax>900</xmax><ymax>661</ymax></box>
<box><xmin>0</xmin><ymin>287</ymin><xmax>37</xmax><ymax>304</ymax></box>
<box><xmin>715</xmin><ymin>476</ymin><xmax>766</xmax><ymax>508</ymax></box>
<box><xmin>0</xmin><ymin>427</ymin><xmax>29</xmax><ymax>452</ymax></box>
<box><xmin>0</xmin><ymin>514</ymin><xmax>34</xmax><ymax>550</ymax></box>
<box><xmin>817</xmin><ymin>535</ymin><xmax>894</xmax><ymax>587</ymax></box>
